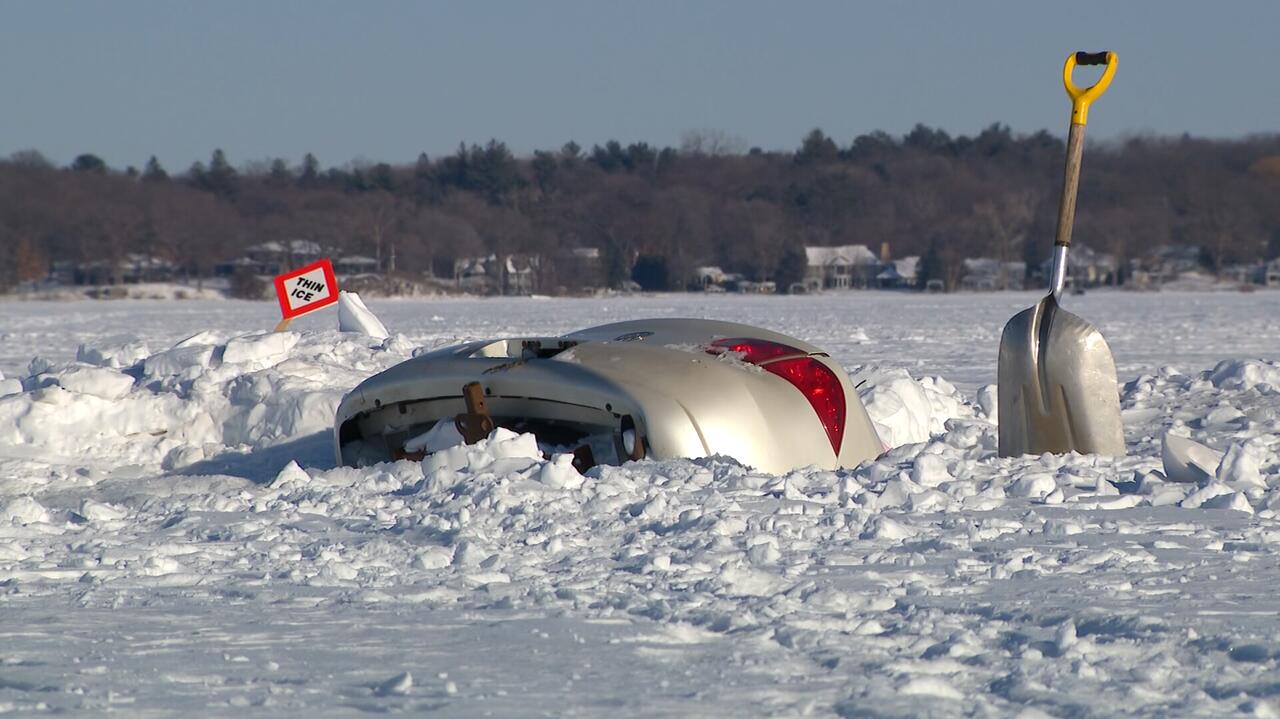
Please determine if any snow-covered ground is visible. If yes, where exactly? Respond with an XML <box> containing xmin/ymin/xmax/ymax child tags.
<box><xmin>1</xmin><ymin>290</ymin><xmax>1278</xmax><ymax>717</ymax></box>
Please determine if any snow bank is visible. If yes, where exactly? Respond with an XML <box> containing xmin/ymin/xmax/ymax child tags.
<box><xmin>1207</xmin><ymin>358</ymin><xmax>1280</xmax><ymax>392</ymax></box>
<box><xmin>0</xmin><ymin>328</ymin><xmax>408</xmax><ymax>469</ymax></box>
<box><xmin>855</xmin><ymin>366</ymin><xmax>977</xmax><ymax>447</ymax></box>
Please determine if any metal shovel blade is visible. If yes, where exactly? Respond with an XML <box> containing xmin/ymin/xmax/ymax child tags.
<box><xmin>997</xmin><ymin>295</ymin><xmax>1125</xmax><ymax>457</ymax></box>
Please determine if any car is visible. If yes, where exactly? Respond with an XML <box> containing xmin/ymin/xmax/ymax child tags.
<box><xmin>334</xmin><ymin>318</ymin><xmax>883</xmax><ymax>474</ymax></box>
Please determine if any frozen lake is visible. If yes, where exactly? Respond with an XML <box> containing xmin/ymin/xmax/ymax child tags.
<box><xmin>4</xmin><ymin>289</ymin><xmax>1279</xmax><ymax>390</ymax></box>
<box><xmin>0</xmin><ymin>290</ymin><xmax>1278</xmax><ymax>716</ymax></box>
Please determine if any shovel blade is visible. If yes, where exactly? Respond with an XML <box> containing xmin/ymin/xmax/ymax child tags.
<box><xmin>998</xmin><ymin>296</ymin><xmax>1125</xmax><ymax>457</ymax></box>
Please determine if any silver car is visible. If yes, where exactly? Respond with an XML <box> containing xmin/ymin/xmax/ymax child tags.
<box><xmin>334</xmin><ymin>318</ymin><xmax>882</xmax><ymax>474</ymax></box>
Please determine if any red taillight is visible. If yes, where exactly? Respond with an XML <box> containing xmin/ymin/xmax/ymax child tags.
<box><xmin>706</xmin><ymin>337</ymin><xmax>804</xmax><ymax>364</ymax></box>
<box><xmin>706</xmin><ymin>338</ymin><xmax>846</xmax><ymax>455</ymax></box>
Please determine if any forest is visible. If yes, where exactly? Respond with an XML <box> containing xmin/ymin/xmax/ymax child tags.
<box><xmin>2</xmin><ymin>124</ymin><xmax>1278</xmax><ymax>293</ymax></box>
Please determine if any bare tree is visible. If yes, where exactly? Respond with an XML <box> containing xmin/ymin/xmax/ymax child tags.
<box><xmin>973</xmin><ymin>189</ymin><xmax>1037</xmax><ymax>289</ymax></box>
<box><xmin>680</xmin><ymin>129</ymin><xmax>747</xmax><ymax>157</ymax></box>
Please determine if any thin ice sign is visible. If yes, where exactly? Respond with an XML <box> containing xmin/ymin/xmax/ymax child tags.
<box><xmin>274</xmin><ymin>258</ymin><xmax>339</xmax><ymax>320</ymax></box>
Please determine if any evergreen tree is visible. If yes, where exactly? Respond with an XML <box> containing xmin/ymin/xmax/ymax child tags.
<box><xmin>142</xmin><ymin>156</ymin><xmax>169</xmax><ymax>182</ymax></box>
<box><xmin>268</xmin><ymin>158</ymin><xmax>292</xmax><ymax>184</ymax></box>
<box><xmin>298</xmin><ymin>153</ymin><xmax>320</xmax><ymax>188</ymax></box>
<box><xmin>531</xmin><ymin>150</ymin><xmax>558</xmax><ymax>192</ymax></box>
<box><xmin>795</xmin><ymin>129</ymin><xmax>838</xmax><ymax>164</ymax></box>
<box><xmin>560</xmin><ymin>141</ymin><xmax>581</xmax><ymax>167</ymax></box>
<box><xmin>71</xmin><ymin>153</ymin><xmax>107</xmax><ymax>173</ymax></box>
<box><xmin>204</xmin><ymin>148</ymin><xmax>238</xmax><ymax>197</ymax></box>
<box><xmin>370</xmin><ymin>162</ymin><xmax>394</xmax><ymax>192</ymax></box>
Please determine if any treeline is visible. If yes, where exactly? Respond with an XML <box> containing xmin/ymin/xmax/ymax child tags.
<box><xmin>2</xmin><ymin>124</ymin><xmax>1279</xmax><ymax>292</ymax></box>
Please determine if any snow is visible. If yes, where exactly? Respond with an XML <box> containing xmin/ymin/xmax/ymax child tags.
<box><xmin>337</xmin><ymin>290</ymin><xmax>390</xmax><ymax>339</ymax></box>
<box><xmin>0</xmin><ymin>289</ymin><xmax>1278</xmax><ymax>716</ymax></box>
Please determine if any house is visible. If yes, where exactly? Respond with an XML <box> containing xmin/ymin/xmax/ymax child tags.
<box><xmin>67</xmin><ymin>254</ymin><xmax>178</xmax><ymax>285</ymax></box>
<box><xmin>875</xmin><ymin>256</ymin><xmax>919</xmax><ymax>289</ymax></box>
<box><xmin>803</xmin><ymin>245</ymin><xmax>880</xmax><ymax>291</ymax></box>
<box><xmin>503</xmin><ymin>255</ymin><xmax>540</xmax><ymax>295</ymax></box>
<box><xmin>696</xmin><ymin>266</ymin><xmax>728</xmax><ymax>289</ymax></box>
<box><xmin>1263</xmin><ymin>259</ymin><xmax>1280</xmax><ymax>287</ymax></box>
<box><xmin>733</xmin><ymin>280</ymin><xmax>776</xmax><ymax>294</ymax></box>
<box><xmin>454</xmin><ymin>253</ymin><xmax>542</xmax><ymax>295</ymax></box>
<box><xmin>1036</xmin><ymin>244</ymin><xmax>1116</xmax><ymax>289</ymax></box>
<box><xmin>217</xmin><ymin>239</ymin><xmax>325</xmax><ymax>277</ymax></box>
<box><xmin>550</xmin><ymin>247</ymin><xmax>604</xmax><ymax>292</ymax></box>
<box><xmin>1222</xmin><ymin>263</ymin><xmax>1258</xmax><ymax>286</ymax></box>
<box><xmin>454</xmin><ymin>256</ymin><xmax>494</xmax><ymax>293</ymax></box>
<box><xmin>1134</xmin><ymin>245</ymin><xmax>1204</xmax><ymax>286</ymax></box>
<box><xmin>962</xmin><ymin>258</ymin><xmax>1026</xmax><ymax>291</ymax></box>
<box><xmin>335</xmin><ymin>255</ymin><xmax>380</xmax><ymax>276</ymax></box>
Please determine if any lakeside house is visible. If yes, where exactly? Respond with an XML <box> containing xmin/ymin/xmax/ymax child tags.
<box><xmin>875</xmin><ymin>256</ymin><xmax>919</xmax><ymax>289</ymax></box>
<box><xmin>453</xmin><ymin>253</ymin><xmax>542</xmax><ymax>295</ymax></box>
<box><xmin>215</xmin><ymin>239</ymin><xmax>324</xmax><ymax>277</ymax></box>
<box><xmin>802</xmin><ymin>244</ymin><xmax>880</xmax><ymax>291</ymax></box>
<box><xmin>962</xmin><ymin>258</ymin><xmax>1026</xmax><ymax>291</ymax></box>
<box><xmin>1035</xmin><ymin>243</ymin><xmax>1117</xmax><ymax>289</ymax></box>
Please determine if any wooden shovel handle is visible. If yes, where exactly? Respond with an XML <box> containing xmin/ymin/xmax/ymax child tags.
<box><xmin>1054</xmin><ymin>123</ymin><xmax>1087</xmax><ymax>249</ymax></box>
<box><xmin>1054</xmin><ymin>51</ymin><xmax>1116</xmax><ymax>249</ymax></box>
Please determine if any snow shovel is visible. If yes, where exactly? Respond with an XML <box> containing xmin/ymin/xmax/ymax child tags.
<box><xmin>998</xmin><ymin>51</ymin><xmax>1125</xmax><ymax>457</ymax></box>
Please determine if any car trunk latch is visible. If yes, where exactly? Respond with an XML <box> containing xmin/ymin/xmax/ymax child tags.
<box><xmin>454</xmin><ymin>382</ymin><xmax>495</xmax><ymax>444</ymax></box>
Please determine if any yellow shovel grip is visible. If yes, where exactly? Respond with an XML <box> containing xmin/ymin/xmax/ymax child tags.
<box><xmin>1063</xmin><ymin>51</ymin><xmax>1117</xmax><ymax>126</ymax></box>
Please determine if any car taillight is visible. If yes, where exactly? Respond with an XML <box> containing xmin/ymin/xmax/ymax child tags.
<box><xmin>706</xmin><ymin>337</ymin><xmax>803</xmax><ymax>364</ymax></box>
<box><xmin>707</xmin><ymin>338</ymin><xmax>846</xmax><ymax>455</ymax></box>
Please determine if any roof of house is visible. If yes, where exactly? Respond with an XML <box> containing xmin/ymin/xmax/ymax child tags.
<box><xmin>1039</xmin><ymin>244</ymin><xmax>1116</xmax><ymax>271</ymax></box>
<box><xmin>696</xmin><ymin>266</ymin><xmax>726</xmax><ymax>281</ymax></box>
<box><xmin>248</xmin><ymin>239</ymin><xmax>323</xmax><ymax>256</ymax></box>
<box><xmin>964</xmin><ymin>258</ymin><xmax>1026</xmax><ymax>275</ymax></box>
<box><xmin>805</xmin><ymin>245</ymin><xmax>877</xmax><ymax>267</ymax></box>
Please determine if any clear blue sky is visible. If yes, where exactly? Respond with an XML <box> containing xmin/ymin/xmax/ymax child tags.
<box><xmin>2</xmin><ymin>1</ymin><xmax>1276</xmax><ymax>171</ymax></box>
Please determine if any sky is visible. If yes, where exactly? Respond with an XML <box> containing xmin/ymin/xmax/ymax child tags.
<box><xmin>2</xmin><ymin>1</ymin><xmax>1277</xmax><ymax>171</ymax></box>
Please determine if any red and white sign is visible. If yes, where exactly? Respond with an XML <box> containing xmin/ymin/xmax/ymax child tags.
<box><xmin>274</xmin><ymin>258</ymin><xmax>339</xmax><ymax>320</ymax></box>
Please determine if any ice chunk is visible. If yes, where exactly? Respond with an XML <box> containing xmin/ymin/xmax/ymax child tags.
<box><xmin>415</xmin><ymin>547</ymin><xmax>454</xmax><ymax>570</ymax></box>
<box><xmin>1216</xmin><ymin>441</ymin><xmax>1265</xmax><ymax>487</ymax></box>
<box><xmin>404</xmin><ymin>421</ymin><xmax>465</xmax><ymax>454</ymax></box>
<box><xmin>1201</xmin><ymin>491</ymin><xmax>1254</xmax><ymax>514</ymax></box>
<box><xmin>49</xmin><ymin>366</ymin><xmax>135</xmax><ymax>400</ymax></box>
<box><xmin>174</xmin><ymin>330</ymin><xmax>228</xmax><ymax>348</ymax></box>
<box><xmin>976</xmin><ymin>384</ymin><xmax>998</xmax><ymax>422</ymax></box>
<box><xmin>1162</xmin><ymin>433</ymin><xmax>1223</xmax><ymax>484</ymax></box>
<box><xmin>223</xmin><ymin>331</ymin><xmax>299</xmax><ymax>366</ymax></box>
<box><xmin>1008</xmin><ymin>473</ymin><xmax>1057</xmax><ymax>499</ymax></box>
<box><xmin>1180</xmin><ymin>481</ymin><xmax>1234</xmax><ymax>509</ymax></box>
<box><xmin>910</xmin><ymin>453</ymin><xmax>951</xmax><ymax>487</ymax></box>
<box><xmin>859</xmin><ymin>368</ymin><xmax>973</xmax><ymax>448</ymax></box>
<box><xmin>538</xmin><ymin>453</ymin><xmax>584</xmax><ymax>490</ymax></box>
<box><xmin>374</xmin><ymin>671</ymin><xmax>412</xmax><ymax>696</ymax></box>
<box><xmin>77</xmin><ymin>341</ymin><xmax>151</xmax><ymax>369</ymax></box>
<box><xmin>898</xmin><ymin>677</ymin><xmax>963</xmax><ymax>700</ymax></box>
<box><xmin>860</xmin><ymin>372</ymin><xmax>936</xmax><ymax>446</ymax></box>
<box><xmin>860</xmin><ymin>516</ymin><xmax>917</xmax><ymax>540</ymax></box>
<box><xmin>1054</xmin><ymin>620</ymin><xmax>1078</xmax><ymax>653</ymax></box>
<box><xmin>338</xmin><ymin>291</ymin><xmax>389</xmax><ymax>339</ymax></box>
<box><xmin>2</xmin><ymin>496</ymin><xmax>52</xmax><ymax>524</ymax></box>
<box><xmin>143</xmin><ymin>344</ymin><xmax>216</xmax><ymax>378</ymax></box>
<box><xmin>79</xmin><ymin>500</ymin><xmax>127</xmax><ymax>522</ymax></box>
<box><xmin>1208</xmin><ymin>359</ymin><xmax>1280</xmax><ymax>391</ymax></box>
<box><xmin>270</xmin><ymin>461</ymin><xmax>312</xmax><ymax>489</ymax></box>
